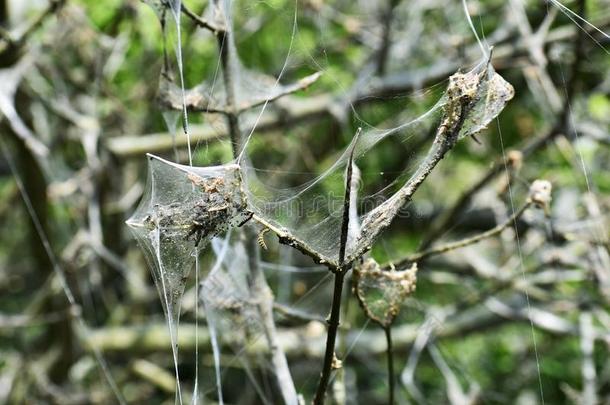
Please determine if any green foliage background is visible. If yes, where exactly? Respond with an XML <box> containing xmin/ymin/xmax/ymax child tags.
<box><xmin>0</xmin><ymin>0</ymin><xmax>609</xmax><ymax>403</ymax></box>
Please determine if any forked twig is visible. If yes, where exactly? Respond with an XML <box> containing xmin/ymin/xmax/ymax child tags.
<box><xmin>347</xmin><ymin>53</ymin><xmax>497</xmax><ymax>264</ymax></box>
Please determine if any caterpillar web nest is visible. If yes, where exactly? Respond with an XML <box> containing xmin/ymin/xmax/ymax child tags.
<box><xmin>244</xmin><ymin>55</ymin><xmax>515</xmax><ymax>268</ymax></box>
<box><xmin>126</xmin><ymin>155</ymin><xmax>251</xmax><ymax>380</ymax></box>
<box><xmin>353</xmin><ymin>258</ymin><xmax>418</xmax><ymax>328</ymax></box>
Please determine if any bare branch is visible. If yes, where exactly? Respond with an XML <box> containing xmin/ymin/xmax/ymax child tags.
<box><xmin>394</xmin><ymin>201</ymin><xmax>531</xmax><ymax>267</ymax></box>
<box><xmin>180</xmin><ymin>3</ymin><xmax>225</xmax><ymax>34</ymax></box>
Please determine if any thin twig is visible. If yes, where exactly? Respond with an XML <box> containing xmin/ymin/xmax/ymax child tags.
<box><xmin>180</xmin><ymin>3</ymin><xmax>225</xmax><ymax>34</ymax></box>
<box><xmin>252</xmin><ymin>213</ymin><xmax>335</xmax><ymax>267</ymax></box>
<box><xmin>157</xmin><ymin>71</ymin><xmax>321</xmax><ymax>115</ymax></box>
<box><xmin>385</xmin><ymin>326</ymin><xmax>395</xmax><ymax>405</ymax></box>
<box><xmin>313</xmin><ymin>270</ymin><xmax>346</xmax><ymax>405</ymax></box>
<box><xmin>396</xmin><ymin>201</ymin><xmax>531</xmax><ymax>266</ymax></box>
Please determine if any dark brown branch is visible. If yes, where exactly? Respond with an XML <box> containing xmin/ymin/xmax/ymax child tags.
<box><xmin>376</xmin><ymin>0</ymin><xmax>401</xmax><ymax>75</ymax></box>
<box><xmin>313</xmin><ymin>270</ymin><xmax>346</xmax><ymax>405</ymax></box>
<box><xmin>385</xmin><ymin>326</ymin><xmax>395</xmax><ymax>405</ymax></box>
<box><xmin>180</xmin><ymin>3</ymin><xmax>225</xmax><ymax>34</ymax></box>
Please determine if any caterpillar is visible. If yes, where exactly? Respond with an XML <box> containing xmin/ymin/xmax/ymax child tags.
<box><xmin>257</xmin><ymin>227</ymin><xmax>270</xmax><ymax>250</ymax></box>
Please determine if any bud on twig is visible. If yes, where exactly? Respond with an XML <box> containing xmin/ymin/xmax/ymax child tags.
<box><xmin>528</xmin><ymin>179</ymin><xmax>552</xmax><ymax>215</ymax></box>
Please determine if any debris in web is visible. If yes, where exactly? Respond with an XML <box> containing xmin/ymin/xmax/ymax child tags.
<box><xmin>453</xmin><ymin>57</ymin><xmax>515</xmax><ymax>140</ymax></box>
<box><xmin>127</xmin><ymin>154</ymin><xmax>251</xmax><ymax>250</ymax></box>
<box><xmin>353</xmin><ymin>258</ymin><xmax>417</xmax><ymax>328</ymax></box>
<box><xmin>148</xmin><ymin>0</ymin><xmax>320</xmax><ymax>127</ymax></box>
<box><xmin>126</xmin><ymin>154</ymin><xmax>251</xmax><ymax>402</ymax></box>
<box><xmin>158</xmin><ymin>68</ymin><xmax>322</xmax><ymax>114</ymax></box>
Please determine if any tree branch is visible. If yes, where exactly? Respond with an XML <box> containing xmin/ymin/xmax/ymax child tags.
<box><xmin>395</xmin><ymin>201</ymin><xmax>532</xmax><ymax>267</ymax></box>
<box><xmin>180</xmin><ymin>3</ymin><xmax>225</xmax><ymax>34</ymax></box>
<box><xmin>212</xmin><ymin>7</ymin><xmax>298</xmax><ymax>403</ymax></box>
<box><xmin>84</xmin><ymin>298</ymin><xmax>610</xmax><ymax>355</ymax></box>
<box><xmin>106</xmin><ymin>16</ymin><xmax>609</xmax><ymax>159</ymax></box>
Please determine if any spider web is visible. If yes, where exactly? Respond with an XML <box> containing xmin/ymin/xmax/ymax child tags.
<box><xmin>126</xmin><ymin>54</ymin><xmax>513</xmax><ymax>403</ymax></box>
<box><xmin>128</xmin><ymin>0</ymin><xmax>516</xmax><ymax>403</ymax></box>
<box><xmin>242</xmin><ymin>56</ymin><xmax>514</xmax><ymax>267</ymax></box>
<box><xmin>200</xmin><ymin>235</ymin><xmax>281</xmax><ymax>404</ymax></box>
<box><xmin>126</xmin><ymin>154</ymin><xmax>251</xmax><ymax>403</ymax></box>
<box><xmin>134</xmin><ymin>0</ymin><xmax>320</xmax><ymax>402</ymax></box>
